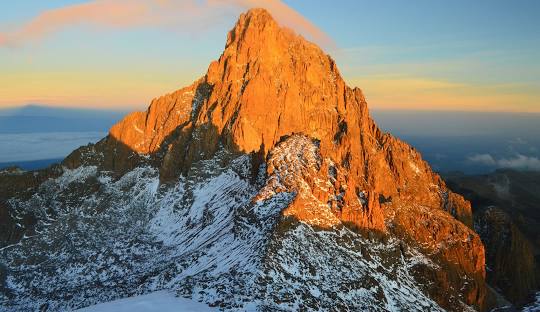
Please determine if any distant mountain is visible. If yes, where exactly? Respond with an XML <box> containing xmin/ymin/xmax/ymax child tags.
<box><xmin>0</xmin><ymin>158</ymin><xmax>63</xmax><ymax>171</ymax></box>
<box><xmin>0</xmin><ymin>104</ymin><xmax>128</xmax><ymax>133</ymax></box>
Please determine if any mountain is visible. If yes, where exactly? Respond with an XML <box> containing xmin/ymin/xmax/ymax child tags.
<box><xmin>0</xmin><ymin>104</ymin><xmax>127</xmax><ymax>134</ymax></box>
<box><xmin>445</xmin><ymin>169</ymin><xmax>540</xmax><ymax>307</ymax></box>
<box><xmin>1</xmin><ymin>9</ymin><xmax>491</xmax><ymax>311</ymax></box>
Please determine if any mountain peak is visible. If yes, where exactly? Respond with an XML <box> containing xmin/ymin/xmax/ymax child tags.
<box><xmin>235</xmin><ymin>7</ymin><xmax>275</xmax><ymax>29</ymax></box>
<box><xmin>13</xmin><ymin>8</ymin><xmax>489</xmax><ymax>311</ymax></box>
<box><xmin>225</xmin><ymin>8</ymin><xmax>277</xmax><ymax>48</ymax></box>
<box><xmin>244</xmin><ymin>7</ymin><xmax>273</xmax><ymax>18</ymax></box>
<box><xmin>203</xmin><ymin>8</ymin><xmax>348</xmax><ymax>152</ymax></box>
<box><xmin>68</xmin><ymin>12</ymin><xmax>488</xmax><ymax>309</ymax></box>
<box><xmin>220</xmin><ymin>7</ymin><xmax>322</xmax><ymax>70</ymax></box>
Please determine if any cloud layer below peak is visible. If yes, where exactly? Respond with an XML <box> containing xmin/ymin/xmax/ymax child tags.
<box><xmin>468</xmin><ymin>153</ymin><xmax>540</xmax><ymax>171</ymax></box>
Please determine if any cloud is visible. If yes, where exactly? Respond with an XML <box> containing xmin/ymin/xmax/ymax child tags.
<box><xmin>497</xmin><ymin>155</ymin><xmax>540</xmax><ymax>171</ymax></box>
<box><xmin>0</xmin><ymin>132</ymin><xmax>105</xmax><ymax>162</ymax></box>
<box><xmin>468</xmin><ymin>153</ymin><xmax>540</xmax><ymax>171</ymax></box>
<box><xmin>0</xmin><ymin>0</ymin><xmax>332</xmax><ymax>49</ymax></box>
<box><xmin>229</xmin><ymin>0</ymin><xmax>333</xmax><ymax>47</ymax></box>
<box><xmin>468</xmin><ymin>154</ymin><xmax>497</xmax><ymax>166</ymax></box>
<box><xmin>509</xmin><ymin>137</ymin><xmax>527</xmax><ymax>145</ymax></box>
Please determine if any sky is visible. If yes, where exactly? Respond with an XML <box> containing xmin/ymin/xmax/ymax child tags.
<box><xmin>1</xmin><ymin>0</ymin><xmax>539</xmax><ymax>112</ymax></box>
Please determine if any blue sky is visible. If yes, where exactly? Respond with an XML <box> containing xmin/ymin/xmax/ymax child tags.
<box><xmin>0</xmin><ymin>0</ymin><xmax>539</xmax><ymax>111</ymax></box>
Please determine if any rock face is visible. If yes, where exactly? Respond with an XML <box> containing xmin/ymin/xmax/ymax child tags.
<box><xmin>477</xmin><ymin>207</ymin><xmax>537</xmax><ymax>303</ymax></box>
<box><xmin>446</xmin><ymin>170</ymin><xmax>540</xmax><ymax>306</ymax></box>
<box><xmin>0</xmin><ymin>166</ymin><xmax>62</xmax><ymax>246</ymax></box>
<box><xmin>84</xmin><ymin>8</ymin><xmax>473</xmax><ymax>232</ymax></box>
<box><xmin>2</xmin><ymin>8</ymin><xmax>489</xmax><ymax>312</ymax></box>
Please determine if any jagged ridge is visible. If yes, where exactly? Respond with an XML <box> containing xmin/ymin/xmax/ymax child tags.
<box><xmin>2</xmin><ymin>8</ymin><xmax>490</xmax><ymax>312</ymax></box>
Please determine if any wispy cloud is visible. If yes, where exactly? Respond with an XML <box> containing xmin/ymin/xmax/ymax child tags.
<box><xmin>468</xmin><ymin>154</ymin><xmax>497</xmax><ymax>166</ymax></box>
<box><xmin>468</xmin><ymin>153</ymin><xmax>540</xmax><ymax>171</ymax></box>
<box><xmin>0</xmin><ymin>0</ymin><xmax>332</xmax><ymax>48</ymax></box>
<box><xmin>226</xmin><ymin>0</ymin><xmax>333</xmax><ymax>47</ymax></box>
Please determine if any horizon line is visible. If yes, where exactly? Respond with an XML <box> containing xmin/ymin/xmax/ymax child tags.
<box><xmin>2</xmin><ymin>103</ymin><xmax>540</xmax><ymax>115</ymax></box>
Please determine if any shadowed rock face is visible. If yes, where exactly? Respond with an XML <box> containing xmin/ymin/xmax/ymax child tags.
<box><xmin>446</xmin><ymin>169</ymin><xmax>540</xmax><ymax>306</ymax></box>
<box><xmin>478</xmin><ymin>207</ymin><xmax>537</xmax><ymax>303</ymax></box>
<box><xmin>3</xmin><ymin>8</ymin><xmax>489</xmax><ymax>311</ymax></box>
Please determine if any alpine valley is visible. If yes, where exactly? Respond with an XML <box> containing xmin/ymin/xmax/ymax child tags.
<box><xmin>0</xmin><ymin>8</ymin><xmax>533</xmax><ymax>312</ymax></box>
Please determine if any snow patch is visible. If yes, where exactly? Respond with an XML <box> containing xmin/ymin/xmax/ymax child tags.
<box><xmin>76</xmin><ymin>290</ymin><xmax>217</xmax><ymax>312</ymax></box>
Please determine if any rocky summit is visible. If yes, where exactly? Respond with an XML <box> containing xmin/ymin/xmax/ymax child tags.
<box><xmin>1</xmin><ymin>8</ymin><xmax>489</xmax><ymax>311</ymax></box>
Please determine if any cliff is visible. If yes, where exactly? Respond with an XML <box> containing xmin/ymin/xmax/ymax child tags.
<box><xmin>3</xmin><ymin>8</ymin><xmax>489</xmax><ymax>311</ymax></box>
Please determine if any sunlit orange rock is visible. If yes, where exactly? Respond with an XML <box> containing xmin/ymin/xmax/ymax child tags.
<box><xmin>79</xmin><ymin>8</ymin><xmax>487</xmax><ymax>310</ymax></box>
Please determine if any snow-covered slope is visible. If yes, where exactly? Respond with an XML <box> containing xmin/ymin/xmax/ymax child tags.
<box><xmin>523</xmin><ymin>292</ymin><xmax>540</xmax><ymax>312</ymax></box>
<box><xmin>1</xmin><ymin>137</ymin><xmax>460</xmax><ymax>311</ymax></box>
<box><xmin>76</xmin><ymin>290</ymin><xmax>217</xmax><ymax>312</ymax></box>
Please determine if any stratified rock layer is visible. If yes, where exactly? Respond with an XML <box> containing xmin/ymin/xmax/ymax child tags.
<box><xmin>59</xmin><ymin>8</ymin><xmax>485</xmax><ymax>311</ymax></box>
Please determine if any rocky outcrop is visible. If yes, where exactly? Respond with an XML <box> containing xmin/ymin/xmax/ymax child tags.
<box><xmin>446</xmin><ymin>170</ymin><xmax>540</xmax><ymax>306</ymax></box>
<box><xmin>477</xmin><ymin>207</ymin><xmax>537</xmax><ymax>304</ymax></box>
<box><xmin>6</xmin><ymin>8</ymin><xmax>487</xmax><ymax>311</ymax></box>
<box><xmin>0</xmin><ymin>166</ymin><xmax>63</xmax><ymax>247</ymax></box>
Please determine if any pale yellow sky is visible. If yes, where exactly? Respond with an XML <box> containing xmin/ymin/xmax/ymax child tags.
<box><xmin>348</xmin><ymin>76</ymin><xmax>540</xmax><ymax>112</ymax></box>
